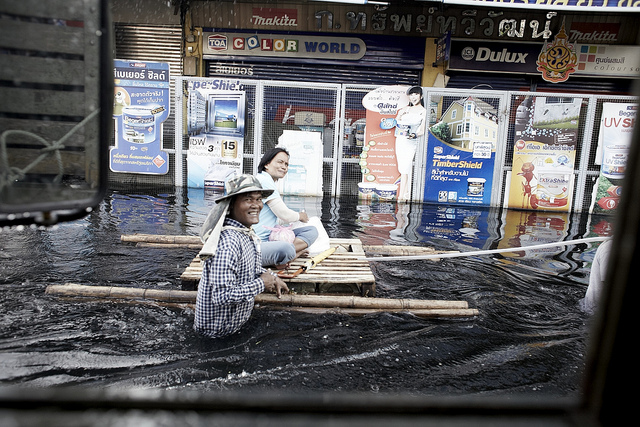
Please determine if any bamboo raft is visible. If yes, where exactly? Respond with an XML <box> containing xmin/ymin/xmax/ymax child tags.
<box><xmin>120</xmin><ymin>234</ymin><xmax>458</xmax><ymax>297</ymax></box>
<box><xmin>187</xmin><ymin>238</ymin><xmax>375</xmax><ymax>295</ymax></box>
<box><xmin>45</xmin><ymin>283</ymin><xmax>479</xmax><ymax>318</ymax></box>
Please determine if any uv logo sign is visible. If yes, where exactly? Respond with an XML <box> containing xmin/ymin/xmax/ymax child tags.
<box><xmin>208</xmin><ymin>34</ymin><xmax>227</xmax><ymax>51</ymax></box>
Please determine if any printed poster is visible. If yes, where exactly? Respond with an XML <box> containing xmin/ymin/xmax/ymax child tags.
<box><xmin>110</xmin><ymin>60</ymin><xmax>170</xmax><ymax>174</ymax></box>
<box><xmin>423</xmin><ymin>96</ymin><xmax>498</xmax><ymax>206</ymax></box>
<box><xmin>507</xmin><ymin>96</ymin><xmax>582</xmax><ymax>212</ymax></box>
<box><xmin>277</xmin><ymin>130</ymin><xmax>323</xmax><ymax>196</ymax></box>
<box><xmin>183</xmin><ymin>78</ymin><xmax>245</xmax><ymax>189</ymax></box>
<box><xmin>590</xmin><ymin>102</ymin><xmax>637</xmax><ymax>213</ymax></box>
<box><xmin>360</xmin><ymin>85</ymin><xmax>423</xmax><ymax>201</ymax></box>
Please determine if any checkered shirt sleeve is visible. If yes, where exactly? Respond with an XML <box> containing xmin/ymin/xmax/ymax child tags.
<box><xmin>194</xmin><ymin>218</ymin><xmax>266</xmax><ymax>338</ymax></box>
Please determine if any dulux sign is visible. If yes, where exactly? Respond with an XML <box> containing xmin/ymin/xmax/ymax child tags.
<box><xmin>449</xmin><ymin>40</ymin><xmax>542</xmax><ymax>74</ymax></box>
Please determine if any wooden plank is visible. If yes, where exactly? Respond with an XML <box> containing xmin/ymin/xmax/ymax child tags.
<box><xmin>0</xmin><ymin>55</ymin><xmax>86</xmax><ymax>86</ymax></box>
<box><xmin>0</xmin><ymin>0</ymin><xmax>90</xmax><ymax>22</ymax></box>
<box><xmin>0</xmin><ymin>18</ymin><xmax>86</xmax><ymax>55</ymax></box>
<box><xmin>0</xmin><ymin>118</ymin><xmax>88</xmax><ymax>148</ymax></box>
<box><xmin>180</xmin><ymin>238</ymin><xmax>376</xmax><ymax>296</ymax></box>
<box><xmin>0</xmin><ymin>87</ymin><xmax>87</xmax><ymax>117</ymax></box>
<box><xmin>5</xmin><ymin>147</ymin><xmax>87</xmax><ymax>176</ymax></box>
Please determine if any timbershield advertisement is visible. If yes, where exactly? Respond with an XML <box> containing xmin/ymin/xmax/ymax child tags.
<box><xmin>423</xmin><ymin>97</ymin><xmax>498</xmax><ymax>206</ymax></box>
<box><xmin>110</xmin><ymin>60</ymin><xmax>170</xmax><ymax>174</ymax></box>
<box><xmin>180</xmin><ymin>78</ymin><xmax>246</xmax><ymax>189</ymax></box>
<box><xmin>590</xmin><ymin>102</ymin><xmax>637</xmax><ymax>214</ymax></box>
<box><xmin>507</xmin><ymin>96</ymin><xmax>582</xmax><ymax>212</ymax></box>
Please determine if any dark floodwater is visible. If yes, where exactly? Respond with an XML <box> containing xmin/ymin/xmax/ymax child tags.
<box><xmin>0</xmin><ymin>188</ymin><xmax>612</xmax><ymax>398</ymax></box>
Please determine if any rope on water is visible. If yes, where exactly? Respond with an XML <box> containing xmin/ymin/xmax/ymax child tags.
<box><xmin>365</xmin><ymin>236</ymin><xmax>611</xmax><ymax>262</ymax></box>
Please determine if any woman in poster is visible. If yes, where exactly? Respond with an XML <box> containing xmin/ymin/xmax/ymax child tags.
<box><xmin>395</xmin><ymin>86</ymin><xmax>426</xmax><ymax>201</ymax></box>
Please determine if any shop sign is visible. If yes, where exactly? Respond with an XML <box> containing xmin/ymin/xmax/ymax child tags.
<box><xmin>568</xmin><ymin>22</ymin><xmax>620</xmax><ymax>44</ymax></box>
<box><xmin>449</xmin><ymin>38</ymin><xmax>640</xmax><ymax>79</ymax></box>
<box><xmin>574</xmin><ymin>44</ymin><xmax>640</xmax><ymax>77</ymax></box>
<box><xmin>251</xmin><ymin>7</ymin><xmax>297</xmax><ymax>27</ymax></box>
<box><xmin>449</xmin><ymin>40</ymin><xmax>543</xmax><ymax>74</ymax></box>
<box><xmin>203</xmin><ymin>32</ymin><xmax>366</xmax><ymax>60</ymax></box>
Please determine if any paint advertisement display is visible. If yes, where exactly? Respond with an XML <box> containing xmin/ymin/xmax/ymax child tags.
<box><xmin>423</xmin><ymin>97</ymin><xmax>498</xmax><ymax>206</ymax></box>
<box><xmin>277</xmin><ymin>130</ymin><xmax>323</xmax><ymax>196</ymax></box>
<box><xmin>590</xmin><ymin>102</ymin><xmax>637</xmax><ymax>214</ymax></box>
<box><xmin>110</xmin><ymin>60</ymin><xmax>170</xmax><ymax>174</ymax></box>
<box><xmin>360</xmin><ymin>85</ymin><xmax>426</xmax><ymax>202</ymax></box>
<box><xmin>183</xmin><ymin>78</ymin><xmax>245</xmax><ymax>189</ymax></box>
<box><xmin>507</xmin><ymin>96</ymin><xmax>582</xmax><ymax>212</ymax></box>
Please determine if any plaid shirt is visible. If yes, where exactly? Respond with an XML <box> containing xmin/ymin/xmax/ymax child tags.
<box><xmin>194</xmin><ymin>217</ymin><xmax>266</xmax><ymax>338</ymax></box>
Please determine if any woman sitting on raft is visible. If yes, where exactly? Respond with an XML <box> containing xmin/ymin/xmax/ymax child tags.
<box><xmin>254</xmin><ymin>147</ymin><xmax>318</xmax><ymax>268</ymax></box>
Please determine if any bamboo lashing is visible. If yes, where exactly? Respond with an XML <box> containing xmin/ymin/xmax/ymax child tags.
<box><xmin>45</xmin><ymin>283</ymin><xmax>478</xmax><ymax>318</ymax></box>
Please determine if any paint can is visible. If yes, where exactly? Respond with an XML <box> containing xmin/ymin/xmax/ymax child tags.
<box><xmin>122</xmin><ymin>105</ymin><xmax>156</xmax><ymax>144</ymax></box>
<box><xmin>374</xmin><ymin>184</ymin><xmax>398</xmax><ymax>200</ymax></box>
<box><xmin>357</xmin><ymin>182</ymin><xmax>376</xmax><ymax>199</ymax></box>
<box><xmin>467</xmin><ymin>178</ymin><xmax>486</xmax><ymax>197</ymax></box>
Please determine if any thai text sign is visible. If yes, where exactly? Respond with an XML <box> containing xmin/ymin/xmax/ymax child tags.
<box><xmin>110</xmin><ymin>60</ymin><xmax>170</xmax><ymax>175</ymax></box>
<box><xmin>507</xmin><ymin>96</ymin><xmax>583</xmax><ymax>212</ymax></box>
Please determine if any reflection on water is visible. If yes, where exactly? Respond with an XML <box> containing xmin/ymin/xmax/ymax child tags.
<box><xmin>0</xmin><ymin>188</ymin><xmax>614</xmax><ymax>396</ymax></box>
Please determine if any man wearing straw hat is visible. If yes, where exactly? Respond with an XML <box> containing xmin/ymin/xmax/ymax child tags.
<box><xmin>195</xmin><ymin>174</ymin><xmax>289</xmax><ymax>338</ymax></box>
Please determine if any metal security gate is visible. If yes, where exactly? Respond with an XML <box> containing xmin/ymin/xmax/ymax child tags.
<box><xmin>206</xmin><ymin>60</ymin><xmax>420</xmax><ymax>86</ymax></box>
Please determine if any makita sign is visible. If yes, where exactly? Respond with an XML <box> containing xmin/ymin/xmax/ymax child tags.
<box><xmin>251</xmin><ymin>7</ymin><xmax>297</xmax><ymax>27</ymax></box>
<box><xmin>449</xmin><ymin>40</ymin><xmax>541</xmax><ymax>74</ymax></box>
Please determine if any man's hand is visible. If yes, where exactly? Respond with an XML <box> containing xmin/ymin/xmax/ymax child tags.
<box><xmin>261</xmin><ymin>270</ymin><xmax>290</xmax><ymax>298</ymax></box>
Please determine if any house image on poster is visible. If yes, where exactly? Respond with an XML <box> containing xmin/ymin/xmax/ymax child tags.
<box><xmin>440</xmin><ymin>97</ymin><xmax>498</xmax><ymax>150</ymax></box>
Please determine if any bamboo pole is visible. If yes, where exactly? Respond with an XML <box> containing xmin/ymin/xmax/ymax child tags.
<box><xmin>270</xmin><ymin>306</ymin><xmax>480</xmax><ymax>318</ymax></box>
<box><xmin>45</xmin><ymin>283</ymin><xmax>476</xmax><ymax>317</ymax></box>
<box><xmin>120</xmin><ymin>234</ymin><xmax>457</xmax><ymax>257</ymax></box>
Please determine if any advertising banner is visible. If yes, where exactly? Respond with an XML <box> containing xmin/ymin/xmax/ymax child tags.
<box><xmin>507</xmin><ymin>96</ymin><xmax>582</xmax><ymax>212</ymax></box>
<box><xmin>277</xmin><ymin>130</ymin><xmax>324</xmax><ymax>196</ymax></box>
<box><xmin>360</xmin><ymin>85</ymin><xmax>426</xmax><ymax>202</ymax></box>
<box><xmin>110</xmin><ymin>60</ymin><xmax>170</xmax><ymax>174</ymax></box>
<box><xmin>423</xmin><ymin>96</ymin><xmax>498</xmax><ymax>206</ymax></box>
<box><xmin>590</xmin><ymin>102</ymin><xmax>637</xmax><ymax>213</ymax></box>
<box><xmin>424</xmin><ymin>131</ymin><xmax>496</xmax><ymax>206</ymax></box>
<box><xmin>182</xmin><ymin>78</ymin><xmax>245</xmax><ymax>189</ymax></box>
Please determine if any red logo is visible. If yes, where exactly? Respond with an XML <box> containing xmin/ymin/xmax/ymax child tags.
<box><xmin>208</xmin><ymin>34</ymin><xmax>227</xmax><ymax>51</ymax></box>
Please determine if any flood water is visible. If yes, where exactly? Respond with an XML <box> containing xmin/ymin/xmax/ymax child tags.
<box><xmin>0</xmin><ymin>188</ymin><xmax>612</xmax><ymax>399</ymax></box>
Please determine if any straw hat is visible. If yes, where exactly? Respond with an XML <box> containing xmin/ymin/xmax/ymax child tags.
<box><xmin>214</xmin><ymin>173</ymin><xmax>274</xmax><ymax>203</ymax></box>
<box><xmin>199</xmin><ymin>174</ymin><xmax>272</xmax><ymax>258</ymax></box>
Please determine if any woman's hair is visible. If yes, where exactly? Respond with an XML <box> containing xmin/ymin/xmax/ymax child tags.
<box><xmin>406</xmin><ymin>86</ymin><xmax>424</xmax><ymax>106</ymax></box>
<box><xmin>258</xmin><ymin>147</ymin><xmax>290</xmax><ymax>172</ymax></box>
